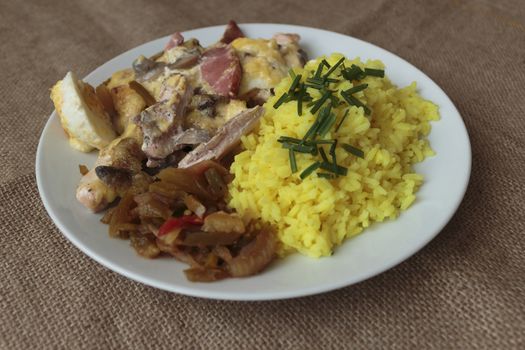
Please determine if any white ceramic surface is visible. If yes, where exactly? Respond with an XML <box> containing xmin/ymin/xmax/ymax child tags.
<box><xmin>36</xmin><ymin>23</ymin><xmax>471</xmax><ymax>301</ymax></box>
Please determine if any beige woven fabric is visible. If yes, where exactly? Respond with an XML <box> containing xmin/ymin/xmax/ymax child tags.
<box><xmin>1</xmin><ymin>0</ymin><xmax>524</xmax><ymax>348</ymax></box>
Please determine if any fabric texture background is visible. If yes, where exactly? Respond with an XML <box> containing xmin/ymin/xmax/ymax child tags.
<box><xmin>0</xmin><ymin>0</ymin><xmax>524</xmax><ymax>349</ymax></box>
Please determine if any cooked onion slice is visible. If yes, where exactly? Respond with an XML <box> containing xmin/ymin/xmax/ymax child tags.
<box><xmin>227</xmin><ymin>230</ymin><xmax>276</xmax><ymax>277</ymax></box>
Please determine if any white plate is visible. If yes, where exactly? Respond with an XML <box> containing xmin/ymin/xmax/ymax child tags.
<box><xmin>36</xmin><ymin>23</ymin><xmax>471</xmax><ymax>301</ymax></box>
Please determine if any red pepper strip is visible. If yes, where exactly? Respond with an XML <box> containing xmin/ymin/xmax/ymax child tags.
<box><xmin>158</xmin><ymin>215</ymin><xmax>204</xmax><ymax>236</ymax></box>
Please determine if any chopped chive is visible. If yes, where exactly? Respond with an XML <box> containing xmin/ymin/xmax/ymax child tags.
<box><xmin>297</xmin><ymin>92</ymin><xmax>303</xmax><ymax>116</ymax></box>
<box><xmin>303</xmin><ymin>94</ymin><xmax>313</xmax><ymax>101</ymax></box>
<box><xmin>289</xmin><ymin>68</ymin><xmax>296</xmax><ymax>78</ymax></box>
<box><xmin>320</xmin><ymin>162</ymin><xmax>348</xmax><ymax>176</ymax></box>
<box><xmin>310</xmin><ymin>91</ymin><xmax>332</xmax><ymax>114</ymax></box>
<box><xmin>364</xmin><ymin>68</ymin><xmax>385</xmax><ymax>77</ymax></box>
<box><xmin>288</xmin><ymin>74</ymin><xmax>302</xmax><ymax>93</ymax></box>
<box><xmin>329</xmin><ymin>94</ymin><xmax>340</xmax><ymax>107</ymax></box>
<box><xmin>319</xmin><ymin>147</ymin><xmax>329</xmax><ymax>163</ymax></box>
<box><xmin>306</xmin><ymin>77</ymin><xmax>324</xmax><ymax>85</ymax></box>
<box><xmin>343</xmin><ymin>83</ymin><xmax>368</xmax><ymax>95</ymax></box>
<box><xmin>329</xmin><ymin>139</ymin><xmax>338</xmax><ymax>156</ymax></box>
<box><xmin>335</xmin><ymin>109</ymin><xmax>349</xmax><ymax>132</ymax></box>
<box><xmin>278</xmin><ymin>136</ymin><xmax>302</xmax><ymax>144</ymax></box>
<box><xmin>289</xmin><ymin>149</ymin><xmax>298</xmax><ymax>173</ymax></box>
<box><xmin>305</xmin><ymin>83</ymin><xmax>324</xmax><ymax>90</ymax></box>
<box><xmin>323</xmin><ymin>57</ymin><xmax>346</xmax><ymax>80</ymax></box>
<box><xmin>318</xmin><ymin>113</ymin><xmax>337</xmax><ymax>137</ymax></box>
<box><xmin>314</xmin><ymin>62</ymin><xmax>325</xmax><ymax>79</ymax></box>
<box><xmin>313</xmin><ymin>139</ymin><xmax>336</xmax><ymax>145</ymax></box>
<box><xmin>329</xmin><ymin>138</ymin><xmax>338</xmax><ymax>173</ymax></box>
<box><xmin>302</xmin><ymin>123</ymin><xmax>318</xmax><ymax>142</ymax></box>
<box><xmin>317</xmin><ymin>172</ymin><xmax>336</xmax><ymax>179</ymax></box>
<box><xmin>318</xmin><ymin>104</ymin><xmax>332</xmax><ymax>120</ymax></box>
<box><xmin>322</xmin><ymin>59</ymin><xmax>331</xmax><ymax>68</ymax></box>
<box><xmin>273</xmin><ymin>92</ymin><xmax>289</xmax><ymax>109</ymax></box>
<box><xmin>281</xmin><ymin>142</ymin><xmax>316</xmax><ymax>154</ymax></box>
<box><xmin>342</xmin><ymin>64</ymin><xmax>366</xmax><ymax>81</ymax></box>
<box><xmin>325</xmin><ymin>78</ymin><xmax>340</xmax><ymax>83</ymax></box>
<box><xmin>342</xmin><ymin>143</ymin><xmax>365</xmax><ymax>158</ymax></box>
<box><xmin>341</xmin><ymin>92</ymin><xmax>371</xmax><ymax>115</ymax></box>
<box><xmin>300</xmin><ymin>162</ymin><xmax>321</xmax><ymax>179</ymax></box>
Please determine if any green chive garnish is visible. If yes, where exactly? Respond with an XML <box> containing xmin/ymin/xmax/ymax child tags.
<box><xmin>342</xmin><ymin>143</ymin><xmax>365</xmax><ymax>158</ymax></box>
<box><xmin>281</xmin><ymin>142</ymin><xmax>316</xmax><ymax>154</ymax></box>
<box><xmin>289</xmin><ymin>149</ymin><xmax>297</xmax><ymax>173</ymax></box>
<box><xmin>323</xmin><ymin>57</ymin><xmax>345</xmax><ymax>80</ymax></box>
<box><xmin>297</xmin><ymin>92</ymin><xmax>303</xmax><ymax>116</ymax></box>
<box><xmin>302</xmin><ymin>119</ymin><xmax>320</xmax><ymax>141</ymax></box>
<box><xmin>364</xmin><ymin>68</ymin><xmax>385</xmax><ymax>77</ymax></box>
<box><xmin>313</xmin><ymin>140</ymin><xmax>336</xmax><ymax>145</ymax></box>
<box><xmin>306</xmin><ymin>77</ymin><xmax>324</xmax><ymax>85</ymax></box>
<box><xmin>305</xmin><ymin>83</ymin><xmax>324</xmax><ymax>90</ymax></box>
<box><xmin>279</xmin><ymin>56</ymin><xmax>383</xmax><ymax>180</ymax></box>
<box><xmin>310</xmin><ymin>90</ymin><xmax>332</xmax><ymax>114</ymax></box>
<box><xmin>317</xmin><ymin>172</ymin><xmax>336</xmax><ymax>179</ymax></box>
<box><xmin>320</xmin><ymin>162</ymin><xmax>348</xmax><ymax>176</ymax></box>
<box><xmin>319</xmin><ymin>147</ymin><xmax>329</xmax><ymax>164</ymax></box>
<box><xmin>278</xmin><ymin>136</ymin><xmax>302</xmax><ymax>144</ymax></box>
<box><xmin>329</xmin><ymin>139</ymin><xmax>338</xmax><ymax>156</ymax></box>
<box><xmin>342</xmin><ymin>64</ymin><xmax>366</xmax><ymax>81</ymax></box>
<box><xmin>273</xmin><ymin>92</ymin><xmax>289</xmax><ymax>109</ymax></box>
<box><xmin>329</xmin><ymin>94</ymin><xmax>340</xmax><ymax>108</ymax></box>
<box><xmin>318</xmin><ymin>113</ymin><xmax>336</xmax><ymax>137</ymax></box>
<box><xmin>314</xmin><ymin>62</ymin><xmax>325</xmax><ymax>79</ymax></box>
<box><xmin>343</xmin><ymin>83</ymin><xmax>368</xmax><ymax>95</ymax></box>
<box><xmin>288</xmin><ymin>74</ymin><xmax>302</xmax><ymax>93</ymax></box>
<box><xmin>300</xmin><ymin>162</ymin><xmax>321</xmax><ymax>179</ymax></box>
<box><xmin>335</xmin><ymin>109</ymin><xmax>349</xmax><ymax>132</ymax></box>
<box><xmin>341</xmin><ymin>92</ymin><xmax>371</xmax><ymax>115</ymax></box>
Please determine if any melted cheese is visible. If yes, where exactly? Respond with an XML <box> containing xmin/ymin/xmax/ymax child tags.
<box><xmin>186</xmin><ymin>99</ymin><xmax>247</xmax><ymax>132</ymax></box>
<box><xmin>232</xmin><ymin>38</ymin><xmax>289</xmax><ymax>95</ymax></box>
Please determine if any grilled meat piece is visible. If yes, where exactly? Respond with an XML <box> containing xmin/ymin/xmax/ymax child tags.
<box><xmin>220</xmin><ymin>20</ymin><xmax>244</xmax><ymax>44</ymax></box>
<box><xmin>178</xmin><ymin>106</ymin><xmax>264</xmax><ymax>168</ymax></box>
<box><xmin>76</xmin><ymin>125</ymin><xmax>146</xmax><ymax>212</ymax></box>
<box><xmin>200</xmin><ymin>45</ymin><xmax>241</xmax><ymax>98</ymax></box>
<box><xmin>134</xmin><ymin>74</ymin><xmax>194</xmax><ymax>165</ymax></box>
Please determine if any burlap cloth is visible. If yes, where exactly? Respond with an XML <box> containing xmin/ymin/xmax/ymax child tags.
<box><xmin>1</xmin><ymin>0</ymin><xmax>524</xmax><ymax>348</ymax></box>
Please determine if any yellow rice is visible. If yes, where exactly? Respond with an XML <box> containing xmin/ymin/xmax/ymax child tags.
<box><xmin>228</xmin><ymin>53</ymin><xmax>439</xmax><ymax>258</ymax></box>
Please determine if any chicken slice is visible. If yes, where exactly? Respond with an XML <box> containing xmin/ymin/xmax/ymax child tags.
<box><xmin>178</xmin><ymin>106</ymin><xmax>264</xmax><ymax>168</ymax></box>
<box><xmin>76</xmin><ymin>124</ymin><xmax>146</xmax><ymax>212</ymax></box>
<box><xmin>134</xmin><ymin>74</ymin><xmax>195</xmax><ymax>166</ymax></box>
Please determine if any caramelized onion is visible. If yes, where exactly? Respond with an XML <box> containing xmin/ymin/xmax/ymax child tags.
<box><xmin>227</xmin><ymin>230</ymin><xmax>276</xmax><ymax>277</ymax></box>
<box><xmin>95</xmin><ymin>83</ymin><xmax>117</xmax><ymax>117</ymax></box>
<box><xmin>182</xmin><ymin>231</ymin><xmax>242</xmax><ymax>247</ymax></box>
<box><xmin>130</xmin><ymin>232</ymin><xmax>160</xmax><ymax>258</ymax></box>
<box><xmin>202</xmin><ymin>211</ymin><xmax>245</xmax><ymax>234</ymax></box>
<box><xmin>184</xmin><ymin>267</ymin><xmax>228</xmax><ymax>282</ymax></box>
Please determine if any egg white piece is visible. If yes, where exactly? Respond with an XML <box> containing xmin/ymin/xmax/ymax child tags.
<box><xmin>51</xmin><ymin>71</ymin><xmax>116</xmax><ymax>152</ymax></box>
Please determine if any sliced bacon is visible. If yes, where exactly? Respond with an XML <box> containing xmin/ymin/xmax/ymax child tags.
<box><xmin>200</xmin><ymin>45</ymin><xmax>241</xmax><ymax>98</ymax></box>
<box><xmin>220</xmin><ymin>20</ymin><xmax>244</xmax><ymax>44</ymax></box>
<box><xmin>165</xmin><ymin>32</ymin><xmax>184</xmax><ymax>50</ymax></box>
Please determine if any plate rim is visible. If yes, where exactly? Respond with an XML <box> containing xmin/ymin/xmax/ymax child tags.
<box><xmin>36</xmin><ymin>23</ymin><xmax>472</xmax><ymax>301</ymax></box>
